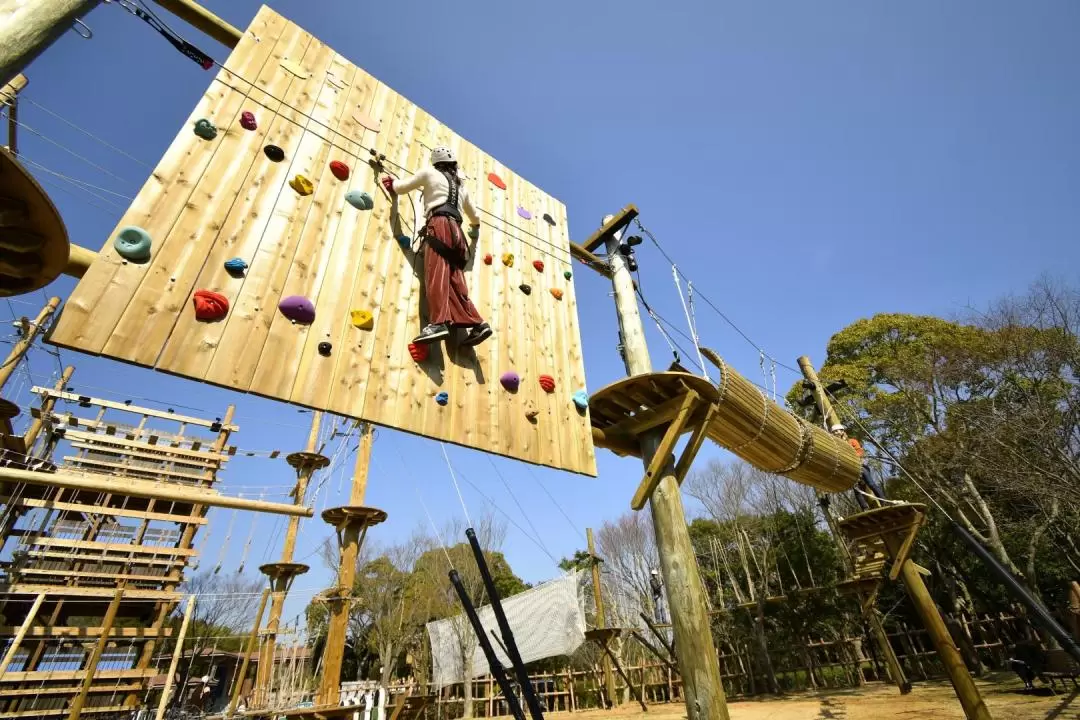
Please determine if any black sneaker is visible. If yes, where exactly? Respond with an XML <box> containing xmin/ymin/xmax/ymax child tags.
<box><xmin>463</xmin><ymin>323</ymin><xmax>493</xmax><ymax>346</ymax></box>
<box><xmin>413</xmin><ymin>323</ymin><xmax>450</xmax><ymax>344</ymax></box>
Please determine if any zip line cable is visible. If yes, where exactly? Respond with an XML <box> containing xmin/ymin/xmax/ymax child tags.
<box><xmin>23</xmin><ymin>96</ymin><xmax>156</xmax><ymax>169</ymax></box>
<box><xmin>9</xmin><ymin>117</ymin><xmax>138</xmax><ymax>189</ymax></box>
<box><xmin>441</xmin><ymin>443</ymin><xmax>473</xmax><ymax>528</ymax></box>
<box><xmin>485</xmin><ymin>456</ymin><xmax>556</xmax><ymax>563</ymax></box>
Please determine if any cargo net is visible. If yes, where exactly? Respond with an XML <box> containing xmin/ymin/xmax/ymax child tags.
<box><xmin>427</xmin><ymin>571</ymin><xmax>586</xmax><ymax>687</ymax></box>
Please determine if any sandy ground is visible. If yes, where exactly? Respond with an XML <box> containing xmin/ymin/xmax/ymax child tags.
<box><xmin>547</xmin><ymin>676</ymin><xmax>1079</xmax><ymax>720</ymax></box>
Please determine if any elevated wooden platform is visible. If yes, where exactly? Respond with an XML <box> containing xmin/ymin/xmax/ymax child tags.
<box><xmin>839</xmin><ymin>503</ymin><xmax>927</xmax><ymax>582</ymax></box>
<box><xmin>0</xmin><ymin>149</ymin><xmax>70</xmax><ymax>297</ymax></box>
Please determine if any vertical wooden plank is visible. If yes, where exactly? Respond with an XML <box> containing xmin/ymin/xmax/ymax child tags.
<box><xmin>104</xmin><ymin>12</ymin><xmax>294</xmax><ymax>365</ymax></box>
<box><xmin>203</xmin><ymin>37</ymin><xmax>337</xmax><ymax>389</ymax></box>
<box><xmin>49</xmin><ymin>7</ymin><xmax>283</xmax><ymax>354</ymax></box>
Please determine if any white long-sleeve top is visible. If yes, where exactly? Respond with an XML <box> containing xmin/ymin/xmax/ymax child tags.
<box><xmin>392</xmin><ymin>167</ymin><xmax>479</xmax><ymax>225</ymax></box>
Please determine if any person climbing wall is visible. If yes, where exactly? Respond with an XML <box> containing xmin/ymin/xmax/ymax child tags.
<box><xmin>382</xmin><ymin>146</ymin><xmax>492</xmax><ymax>346</ymax></box>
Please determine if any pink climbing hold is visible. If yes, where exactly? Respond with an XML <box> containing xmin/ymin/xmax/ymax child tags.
<box><xmin>278</xmin><ymin>295</ymin><xmax>315</xmax><ymax>324</ymax></box>
<box><xmin>240</xmin><ymin>111</ymin><xmax>257</xmax><ymax>131</ymax></box>
<box><xmin>517</xmin><ymin>207</ymin><xmax>532</xmax><ymax>220</ymax></box>
<box><xmin>487</xmin><ymin>172</ymin><xmax>506</xmax><ymax>190</ymax></box>
<box><xmin>500</xmin><ymin>371</ymin><xmax>520</xmax><ymax>392</ymax></box>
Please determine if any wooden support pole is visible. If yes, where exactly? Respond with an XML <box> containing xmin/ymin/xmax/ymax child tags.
<box><xmin>796</xmin><ymin>356</ymin><xmax>844</xmax><ymax>434</ymax></box>
<box><xmin>0</xmin><ymin>1</ymin><xmax>102</xmax><ymax>88</ymax></box>
<box><xmin>155</xmin><ymin>595</ymin><xmax>195</xmax><ymax>720</ymax></box>
<box><xmin>349</xmin><ymin>422</ymin><xmax>374</xmax><ymax>505</ymax></box>
<box><xmin>0</xmin><ymin>296</ymin><xmax>59</xmax><ymax>391</ymax></box>
<box><xmin>1</xmin><ymin>73</ymin><xmax>27</xmax><ymax>154</ymax></box>
<box><xmin>0</xmin><ymin>464</ymin><xmax>312</xmax><ymax>516</ymax></box>
<box><xmin>23</xmin><ymin>364</ymin><xmax>73</xmax><ymax>451</ymax></box>
<box><xmin>151</xmin><ymin>0</ymin><xmax>241</xmax><ymax>48</ymax></box>
<box><xmin>228</xmin><ymin>588</ymin><xmax>270</xmax><ymax>714</ymax></box>
<box><xmin>587</xmin><ymin>528</ymin><xmax>617</xmax><ymax>707</ymax></box>
<box><xmin>602</xmin><ymin>214</ymin><xmax>729</xmax><ymax>720</ymax></box>
<box><xmin>67</xmin><ymin>586</ymin><xmax>123</xmax><ymax>720</ymax></box>
<box><xmin>0</xmin><ymin>592</ymin><xmax>44</xmax><ymax>674</ymax></box>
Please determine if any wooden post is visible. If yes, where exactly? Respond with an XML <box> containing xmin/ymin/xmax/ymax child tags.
<box><xmin>2</xmin><ymin>73</ymin><xmax>27</xmax><ymax>154</ymax></box>
<box><xmin>0</xmin><ymin>591</ymin><xmax>44</xmax><ymax>673</ymax></box>
<box><xmin>602</xmin><ymin>216</ymin><xmax>729</xmax><ymax>720</ymax></box>
<box><xmin>318</xmin><ymin>423</ymin><xmax>375</xmax><ymax>706</ymax></box>
<box><xmin>151</xmin><ymin>0</ymin><xmax>241</xmax><ymax>47</ymax></box>
<box><xmin>586</xmin><ymin>528</ymin><xmax>617</xmax><ymax>707</ymax></box>
<box><xmin>0</xmin><ymin>297</ymin><xmax>59</xmax><ymax>391</ymax></box>
<box><xmin>155</xmin><ymin>595</ymin><xmax>195</xmax><ymax>720</ymax></box>
<box><xmin>798</xmin><ymin>356</ymin><xmax>989</xmax><ymax>719</ymax></box>
<box><xmin>0</xmin><ymin>1</ymin><xmax>102</xmax><ymax>88</ymax></box>
<box><xmin>67</xmin><ymin>586</ymin><xmax>123</xmax><ymax>720</ymax></box>
<box><xmin>23</xmin><ymin>365</ymin><xmax>74</xmax><ymax>450</ymax></box>
<box><xmin>228</xmin><ymin>588</ymin><xmax>270</xmax><ymax>714</ymax></box>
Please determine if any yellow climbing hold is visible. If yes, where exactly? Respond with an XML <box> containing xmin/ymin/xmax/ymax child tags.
<box><xmin>290</xmin><ymin>174</ymin><xmax>314</xmax><ymax>196</ymax></box>
<box><xmin>351</xmin><ymin>309</ymin><xmax>374</xmax><ymax>330</ymax></box>
<box><xmin>501</xmin><ymin>253</ymin><xmax>515</xmax><ymax>267</ymax></box>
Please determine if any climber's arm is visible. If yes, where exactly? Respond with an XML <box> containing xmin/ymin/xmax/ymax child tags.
<box><xmin>383</xmin><ymin>169</ymin><xmax>429</xmax><ymax>195</ymax></box>
<box><xmin>462</xmin><ymin>187</ymin><xmax>480</xmax><ymax>227</ymax></box>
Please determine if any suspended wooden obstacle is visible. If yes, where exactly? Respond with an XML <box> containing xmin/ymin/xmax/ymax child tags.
<box><xmin>0</xmin><ymin>148</ymin><xmax>72</xmax><ymax>296</ymax></box>
<box><xmin>838</xmin><ymin>503</ymin><xmax>927</xmax><ymax>581</ymax></box>
<box><xmin>589</xmin><ymin>366</ymin><xmax>861</xmax><ymax>510</ymax></box>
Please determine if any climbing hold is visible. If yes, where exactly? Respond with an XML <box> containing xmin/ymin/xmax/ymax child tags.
<box><xmin>290</xmin><ymin>175</ymin><xmax>314</xmax><ymax>196</ymax></box>
<box><xmin>564</xmin><ymin>270</ymin><xmax>572</xmax><ymax>280</ymax></box>
<box><xmin>240</xmin><ymin>111</ymin><xmax>257</xmax><ymax>131</ymax></box>
<box><xmin>435</xmin><ymin>391</ymin><xmax>449</xmax><ymax>406</ymax></box>
<box><xmin>224</xmin><ymin>258</ymin><xmax>248</xmax><ymax>277</ymax></box>
<box><xmin>499</xmin><ymin>371</ymin><xmax>520</xmax><ymax>393</ymax></box>
<box><xmin>329</xmin><ymin>161</ymin><xmax>350</xmax><ymax>181</ymax></box>
<box><xmin>278</xmin><ymin>295</ymin><xmax>316</xmax><ymax>324</ymax></box>
<box><xmin>517</xmin><ymin>207</ymin><xmax>532</xmax><ymax>220</ymax></box>
<box><xmin>525</xmin><ymin>407</ymin><xmax>539</xmax><ymax>422</ymax></box>
<box><xmin>280</xmin><ymin>59</ymin><xmax>310</xmax><ymax>79</ymax></box>
<box><xmin>501</xmin><ymin>253</ymin><xmax>514</xmax><ymax>267</ymax></box>
<box><xmin>353</xmin><ymin>109</ymin><xmax>381</xmax><ymax>133</ymax></box>
<box><xmin>397</xmin><ymin>235</ymin><xmax>411</xmax><ymax>250</ymax></box>
<box><xmin>519</xmin><ymin>283</ymin><xmax>531</xmax><ymax>295</ymax></box>
<box><xmin>532</xmin><ymin>260</ymin><xmax>544</xmax><ymax>272</ymax></box>
<box><xmin>550</xmin><ymin>288</ymin><xmax>564</xmax><ymax>300</ymax></box>
<box><xmin>318</xmin><ymin>342</ymin><xmax>332</xmax><ymax>357</ymax></box>
<box><xmin>483</xmin><ymin>254</ymin><xmax>493</xmax><ymax>265</ymax></box>
<box><xmin>345</xmin><ymin>190</ymin><xmax>374</xmax><ymax>210</ymax></box>
<box><xmin>572</xmin><ymin>390</ymin><xmax>589</xmax><ymax>412</ymax></box>
<box><xmin>113</xmin><ymin>226</ymin><xmax>152</xmax><ymax>263</ymax></box>
<box><xmin>408</xmin><ymin>342</ymin><xmax>429</xmax><ymax>363</ymax></box>
<box><xmin>264</xmin><ymin>145</ymin><xmax>285</xmax><ymax>162</ymax></box>
<box><xmin>350</xmin><ymin>309</ymin><xmax>374</xmax><ymax>330</ymax></box>
<box><xmin>487</xmin><ymin>172</ymin><xmax>507</xmax><ymax>190</ymax></box>
<box><xmin>543</xmin><ymin>213</ymin><xmax>556</xmax><ymax>227</ymax></box>
<box><xmin>193</xmin><ymin>289</ymin><xmax>229</xmax><ymax>322</ymax></box>
<box><xmin>193</xmin><ymin>119</ymin><xmax>217</xmax><ymax>140</ymax></box>
<box><xmin>539</xmin><ymin>374</ymin><xmax>555</xmax><ymax>393</ymax></box>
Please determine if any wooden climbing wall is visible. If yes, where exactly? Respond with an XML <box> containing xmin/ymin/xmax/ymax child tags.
<box><xmin>48</xmin><ymin>6</ymin><xmax>596</xmax><ymax>476</ymax></box>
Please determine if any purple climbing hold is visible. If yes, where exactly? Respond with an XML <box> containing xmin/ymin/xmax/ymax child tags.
<box><xmin>517</xmin><ymin>207</ymin><xmax>532</xmax><ymax>220</ymax></box>
<box><xmin>278</xmin><ymin>295</ymin><xmax>315</xmax><ymax>324</ymax></box>
<box><xmin>500</xmin><ymin>371</ymin><xmax>520</xmax><ymax>393</ymax></box>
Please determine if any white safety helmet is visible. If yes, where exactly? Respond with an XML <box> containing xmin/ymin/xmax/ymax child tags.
<box><xmin>430</xmin><ymin>146</ymin><xmax>456</xmax><ymax>165</ymax></box>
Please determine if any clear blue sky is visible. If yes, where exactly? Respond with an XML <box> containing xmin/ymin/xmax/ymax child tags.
<box><xmin>10</xmin><ymin>0</ymin><xmax>1078</xmax><ymax>624</ymax></box>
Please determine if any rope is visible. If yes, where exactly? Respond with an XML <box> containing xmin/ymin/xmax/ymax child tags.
<box><xmin>23</xmin><ymin>96</ymin><xmax>155</xmax><ymax>169</ymax></box>
<box><xmin>440</xmin><ymin>443</ymin><xmax>472</xmax><ymax>528</ymax></box>
<box><xmin>673</xmin><ymin>266</ymin><xmax>707</xmax><ymax>380</ymax></box>
<box><xmin>8</xmin><ymin>117</ymin><xmax>137</xmax><ymax>188</ymax></box>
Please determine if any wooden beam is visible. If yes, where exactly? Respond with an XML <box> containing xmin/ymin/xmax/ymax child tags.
<box><xmin>0</xmin><ymin>466</ymin><xmax>312</xmax><ymax>517</ymax></box>
<box><xmin>569</xmin><ymin>242</ymin><xmax>613</xmax><ymax>279</ymax></box>
<box><xmin>0</xmin><ymin>591</ymin><xmax>43</xmax><ymax>673</ymax></box>
<box><xmin>0</xmin><ymin>74</ymin><xmax>28</xmax><ymax>102</ymax></box>
<box><xmin>68</xmin><ymin>586</ymin><xmax>124</xmax><ymax>720</ymax></box>
<box><xmin>590</xmin><ymin>426</ymin><xmax>640</xmax><ymax>458</ymax></box>
<box><xmin>18</xmin><ymin>549</ymin><xmax>188</xmax><ymax>567</ymax></box>
<box><xmin>0</xmin><ymin>584</ymin><xmax>179</xmax><ymax>601</ymax></box>
<box><xmin>674</xmin><ymin>403</ymin><xmax>717</xmax><ymax>484</ymax></box>
<box><xmin>151</xmin><ymin>0</ymin><xmax>241</xmax><ymax>48</ymax></box>
<box><xmin>23</xmin><ymin>536</ymin><xmax>198</xmax><ymax>556</ymax></box>
<box><xmin>2</xmin><ymin>685</ymin><xmax>141</xmax><ymax>697</ymax></box>
<box><xmin>9</xmin><ymin>567</ymin><xmax>181</xmax><ymax>583</ymax></box>
<box><xmin>0</xmin><ymin>298</ymin><xmax>59</xmax><ymax>391</ymax></box>
<box><xmin>0</xmin><ymin>625</ymin><xmax>172</xmax><ymax>638</ymax></box>
<box><xmin>63</xmin><ymin>428</ymin><xmax>228</xmax><ymax>463</ymax></box>
<box><xmin>580</xmin><ymin>204</ymin><xmax>639</xmax><ymax>253</ymax></box>
<box><xmin>63</xmin><ymin>455</ymin><xmax>215</xmax><ymax>481</ymax></box>
<box><xmin>1</xmin><ymin>496</ymin><xmax>209</xmax><ymax>524</ymax></box>
<box><xmin>631</xmin><ymin>391</ymin><xmax>700</xmax><ymax>510</ymax></box>
<box><xmin>156</xmin><ymin>595</ymin><xmax>194</xmax><ymax>720</ymax></box>
<box><xmin>603</xmin><ymin>393</ymin><xmax>694</xmax><ymax>438</ymax></box>
<box><xmin>0</xmin><ymin>668</ymin><xmax>156</xmax><ymax>683</ymax></box>
<box><xmin>1</xmin><ymin>706</ymin><xmax>127</xmax><ymax>719</ymax></box>
<box><xmin>32</xmin><ymin>387</ymin><xmax>239</xmax><ymax>430</ymax></box>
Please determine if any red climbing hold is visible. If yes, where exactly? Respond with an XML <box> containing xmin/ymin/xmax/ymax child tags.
<box><xmin>483</xmin><ymin>254</ymin><xmax>493</xmax><ymax>265</ymax></box>
<box><xmin>408</xmin><ymin>342</ymin><xmax>429</xmax><ymax>363</ymax></box>
<box><xmin>539</xmin><ymin>374</ymin><xmax>555</xmax><ymax>393</ymax></box>
<box><xmin>330</xmin><ymin>161</ymin><xmax>350</xmax><ymax>181</ymax></box>
<box><xmin>487</xmin><ymin>172</ymin><xmax>506</xmax><ymax>190</ymax></box>
<box><xmin>193</xmin><ymin>289</ymin><xmax>229</xmax><ymax>321</ymax></box>
<box><xmin>532</xmin><ymin>260</ymin><xmax>544</xmax><ymax>272</ymax></box>
<box><xmin>240</xmin><ymin>111</ymin><xmax>257</xmax><ymax>131</ymax></box>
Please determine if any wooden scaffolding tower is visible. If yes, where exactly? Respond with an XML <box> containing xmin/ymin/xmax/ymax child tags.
<box><xmin>0</xmin><ymin>387</ymin><xmax>236</xmax><ymax>719</ymax></box>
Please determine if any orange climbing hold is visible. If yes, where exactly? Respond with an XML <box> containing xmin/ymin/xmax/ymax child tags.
<box><xmin>539</xmin><ymin>374</ymin><xmax>555</xmax><ymax>393</ymax></box>
<box><xmin>409</xmin><ymin>342</ymin><xmax>429</xmax><ymax>363</ymax></box>
<box><xmin>532</xmin><ymin>260</ymin><xmax>544</xmax><ymax>272</ymax></box>
<box><xmin>488</xmin><ymin>172</ymin><xmax>507</xmax><ymax>190</ymax></box>
<box><xmin>330</xmin><ymin>161</ymin><xmax>350</xmax><ymax>181</ymax></box>
<box><xmin>192</xmin><ymin>290</ymin><xmax>229</xmax><ymax>322</ymax></box>
<box><xmin>550</xmin><ymin>288</ymin><xmax>564</xmax><ymax>300</ymax></box>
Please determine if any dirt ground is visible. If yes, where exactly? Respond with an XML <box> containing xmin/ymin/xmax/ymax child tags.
<box><xmin>549</xmin><ymin>676</ymin><xmax>1079</xmax><ymax>720</ymax></box>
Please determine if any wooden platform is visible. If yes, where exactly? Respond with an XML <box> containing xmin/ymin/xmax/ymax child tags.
<box><xmin>0</xmin><ymin>149</ymin><xmax>70</xmax><ymax>297</ymax></box>
<box><xmin>839</xmin><ymin>503</ymin><xmax>927</xmax><ymax>581</ymax></box>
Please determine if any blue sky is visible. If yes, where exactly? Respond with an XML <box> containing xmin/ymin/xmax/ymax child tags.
<box><xmin>9</xmin><ymin>0</ymin><xmax>1078</xmax><ymax>624</ymax></box>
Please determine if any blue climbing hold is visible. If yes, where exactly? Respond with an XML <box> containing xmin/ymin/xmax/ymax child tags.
<box><xmin>435</xmin><ymin>391</ymin><xmax>449</xmax><ymax>406</ymax></box>
<box><xmin>572</xmin><ymin>390</ymin><xmax>589</xmax><ymax>412</ymax></box>
<box><xmin>345</xmin><ymin>190</ymin><xmax>375</xmax><ymax>211</ymax></box>
<box><xmin>193</xmin><ymin>119</ymin><xmax>218</xmax><ymax>140</ymax></box>
<box><xmin>224</xmin><ymin>258</ymin><xmax>248</xmax><ymax>276</ymax></box>
<box><xmin>114</xmin><ymin>226</ymin><xmax>152</xmax><ymax>263</ymax></box>
<box><xmin>397</xmin><ymin>235</ymin><xmax>411</xmax><ymax>250</ymax></box>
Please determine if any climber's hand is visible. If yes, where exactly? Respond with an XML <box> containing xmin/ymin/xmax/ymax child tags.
<box><xmin>381</xmin><ymin>176</ymin><xmax>394</xmax><ymax>194</ymax></box>
<box><xmin>468</xmin><ymin>224</ymin><xmax>480</xmax><ymax>241</ymax></box>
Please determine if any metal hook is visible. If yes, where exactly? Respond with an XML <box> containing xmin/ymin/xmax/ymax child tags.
<box><xmin>71</xmin><ymin>19</ymin><xmax>93</xmax><ymax>39</ymax></box>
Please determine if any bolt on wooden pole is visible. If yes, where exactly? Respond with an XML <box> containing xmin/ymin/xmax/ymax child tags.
<box><xmin>602</xmin><ymin>216</ymin><xmax>730</xmax><ymax>720</ymax></box>
<box><xmin>155</xmin><ymin>595</ymin><xmax>196</xmax><ymax>720</ymax></box>
<box><xmin>798</xmin><ymin>355</ymin><xmax>990</xmax><ymax>719</ymax></box>
<box><xmin>67</xmin><ymin>586</ymin><xmax>124</xmax><ymax>720</ymax></box>
<box><xmin>586</xmin><ymin>528</ymin><xmax>618</xmax><ymax>707</ymax></box>
<box><xmin>0</xmin><ymin>296</ymin><xmax>59</xmax><ymax>391</ymax></box>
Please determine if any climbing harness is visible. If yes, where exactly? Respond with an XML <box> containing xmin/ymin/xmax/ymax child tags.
<box><xmin>419</xmin><ymin>170</ymin><xmax>469</xmax><ymax>268</ymax></box>
<box><xmin>113</xmin><ymin>0</ymin><xmax>214</xmax><ymax>69</ymax></box>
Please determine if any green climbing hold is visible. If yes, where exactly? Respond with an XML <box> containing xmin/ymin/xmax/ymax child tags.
<box><xmin>193</xmin><ymin>119</ymin><xmax>218</xmax><ymax>140</ymax></box>
<box><xmin>114</xmin><ymin>226</ymin><xmax>152</xmax><ymax>263</ymax></box>
<box><xmin>345</xmin><ymin>190</ymin><xmax>374</xmax><ymax>211</ymax></box>
<box><xmin>564</xmin><ymin>270</ymin><xmax>572</xmax><ymax>280</ymax></box>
